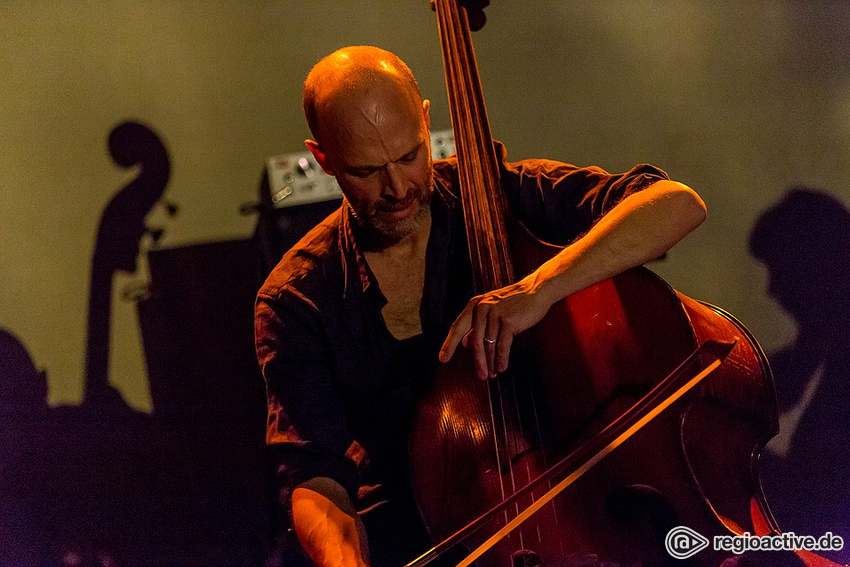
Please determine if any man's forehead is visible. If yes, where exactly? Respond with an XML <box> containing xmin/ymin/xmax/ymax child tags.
<box><xmin>327</xmin><ymin>115</ymin><xmax>426</xmax><ymax>168</ymax></box>
<box><xmin>317</xmin><ymin>79</ymin><xmax>423</xmax><ymax>144</ymax></box>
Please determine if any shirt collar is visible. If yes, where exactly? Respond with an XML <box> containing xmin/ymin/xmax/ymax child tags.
<box><xmin>339</xmin><ymin>200</ymin><xmax>374</xmax><ymax>299</ymax></box>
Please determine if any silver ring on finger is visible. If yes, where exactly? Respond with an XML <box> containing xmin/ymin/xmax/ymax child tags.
<box><xmin>484</xmin><ymin>337</ymin><xmax>496</xmax><ymax>345</ymax></box>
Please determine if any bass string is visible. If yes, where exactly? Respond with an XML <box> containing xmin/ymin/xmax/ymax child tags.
<box><xmin>502</xmin><ymin>343</ymin><xmax>566</xmax><ymax>555</ymax></box>
<box><xmin>437</xmin><ymin>0</ymin><xmax>564</xmax><ymax>557</ymax></box>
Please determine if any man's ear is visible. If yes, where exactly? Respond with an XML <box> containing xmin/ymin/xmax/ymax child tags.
<box><xmin>305</xmin><ymin>139</ymin><xmax>335</xmax><ymax>176</ymax></box>
<box><xmin>423</xmin><ymin>99</ymin><xmax>431</xmax><ymax>130</ymax></box>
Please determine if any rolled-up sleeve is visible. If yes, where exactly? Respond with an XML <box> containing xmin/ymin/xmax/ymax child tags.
<box><xmin>255</xmin><ymin>288</ymin><xmax>360</xmax><ymax>507</ymax></box>
<box><xmin>505</xmin><ymin>148</ymin><xmax>670</xmax><ymax>246</ymax></box>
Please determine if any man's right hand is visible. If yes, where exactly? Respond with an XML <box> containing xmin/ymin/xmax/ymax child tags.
<box><xmin>292</xmin><ymin>477</ymin><xmax>370</xmax><ymax>567</ymax></box>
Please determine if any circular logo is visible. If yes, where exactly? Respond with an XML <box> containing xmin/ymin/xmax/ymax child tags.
<box><xmin>665</xmin><ymin>526</ymin><xmax>710</xmax><ymax>559</ymax></box>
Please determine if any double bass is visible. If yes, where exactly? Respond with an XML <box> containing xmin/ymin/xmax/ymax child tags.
<box><xmin>407</xmin><ymin>2</ymin><xmax>840</xmax><ymax>566</ymax></box>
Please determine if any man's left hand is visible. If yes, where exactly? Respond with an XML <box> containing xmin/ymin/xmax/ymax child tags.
<box><xmin>438</xmin><ymin>275</ymin><xmax>554</xmax><ymax>380</ymax></box>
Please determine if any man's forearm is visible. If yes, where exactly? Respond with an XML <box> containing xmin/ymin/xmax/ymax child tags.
<box><xmin>532</xmin><ymin>179</ymin><xmax>706</xmax><ymax>305</ymax></box>
<box><xmin>439</xmin><ymin>179</ymin><xmax>706</xmax><ymax>379</ymax></box>
<box><xmin>292</xmin><ymin>477</ymin><xmax>369</xmax><ymax>567</ymax></box>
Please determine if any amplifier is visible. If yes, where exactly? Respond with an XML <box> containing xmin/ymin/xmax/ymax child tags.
<box><xmin>264</xmin><ymin>129</ymin><xmax>456</xmax><ymax>208</ymax></box>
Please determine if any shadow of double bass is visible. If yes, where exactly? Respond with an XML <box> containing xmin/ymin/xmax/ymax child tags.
<box><xmin>83</xmin><ymin>120</ymin><xmax>172</xmax><ymax>412</ymax></box>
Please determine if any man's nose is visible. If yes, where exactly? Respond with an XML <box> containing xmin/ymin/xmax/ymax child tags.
<box><xmin>381</xmin><ymin>164</ymin><xmax>407</xmax><ymax>200</ymax></box>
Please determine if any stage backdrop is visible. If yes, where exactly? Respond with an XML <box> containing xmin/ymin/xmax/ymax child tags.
<box><xmin>2</xmin><ymin>1</ymin><xmax>848</xmax><ymax>415</ymax></box>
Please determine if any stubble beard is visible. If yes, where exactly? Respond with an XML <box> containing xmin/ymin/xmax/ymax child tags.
<box><xmin>354</xmin><ymin>170</ymin><xmax>434</xmax><ymax>242</ymax></box>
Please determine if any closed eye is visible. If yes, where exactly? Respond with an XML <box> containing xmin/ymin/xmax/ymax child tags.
<box><xmin>349</xmin><ymin>167</ymin><xmax>379</xmax><ymax>178</ymax></box>
<box><xmin>397</xmin><ymin>146</ymin><xmax>420</xmax><ymax>164</ymax></box>
<box><xmin>346</xmin><ymin>143</ymin><xmax>422</xmax><ymax>177</ymax></box>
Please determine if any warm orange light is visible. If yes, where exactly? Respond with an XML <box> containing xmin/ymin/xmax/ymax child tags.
<box><xmin>439</xmin><ymin>399</ymin><xmax>488</xmax><ymax>444</ymax></box>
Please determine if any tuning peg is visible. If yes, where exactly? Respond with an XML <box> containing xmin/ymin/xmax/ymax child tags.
<box><xmin>146</xmin><ymin>227</ymin><xmax>165</xmax><ymax>245</ymax></box>
<box><xmin>162</xmin><ymin>200</ymin><xmax>179</xmax><ymax>216</ymax></box>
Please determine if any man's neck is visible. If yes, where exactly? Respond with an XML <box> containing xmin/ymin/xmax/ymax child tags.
<box><xmin>362</xmin><ymin>211</ymin><xmax>432</xmax><ymax>340</ymax></box>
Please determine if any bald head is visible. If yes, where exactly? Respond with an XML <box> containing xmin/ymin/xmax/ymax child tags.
<box><xmin>303</xmin><ymin>46</ymin><xmax>423</xmax><ymax>144</ymax></box>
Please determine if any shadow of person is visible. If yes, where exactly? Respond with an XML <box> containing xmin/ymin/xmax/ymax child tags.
<box><xmin>0</xmin><ymin>328</ymin><xmax>49</xmax><ymax>416</ymax></box>
<box><xmin>0</xmin><ymin>329</ymin><xmax>54</xmax><ymax>563</ymax></box>
<box><xmin>749</xmin><ymin>187</ymin><xmax>850</xmax><ymax>561</ymax></box>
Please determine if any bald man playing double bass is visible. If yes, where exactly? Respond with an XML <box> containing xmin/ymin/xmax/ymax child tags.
<box><xmin>255</xmin><ymin>46</ymin><xmax>705</xmax><ymax>567</ymax></box>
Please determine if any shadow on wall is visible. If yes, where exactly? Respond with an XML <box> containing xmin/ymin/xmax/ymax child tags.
<box><xmin>82</xmin><ymin>120</ymin><xmax>172</xmax><ymax>412</ymax></box>
<box><xmin>0</xmin><ymin>121</ymin><xmax>276</xmax><ymax>567</ymax></box>
<box><xmin>751</xmin><ymin>187</ymin><xmax>850</xmax><ymax>563</ymax></box>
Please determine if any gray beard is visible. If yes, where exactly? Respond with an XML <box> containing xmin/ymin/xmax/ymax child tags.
<box><xmin>352</xmin><ymin>172</ymin><xmax>434</xmax><ymax>242</ymax></box>
<box><xmin>368</xmin><ymin>191</ymin><xmax>431</xmax><ymax>241</ymax></box>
